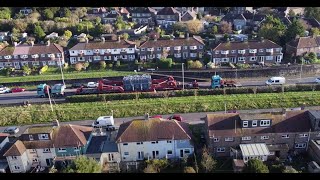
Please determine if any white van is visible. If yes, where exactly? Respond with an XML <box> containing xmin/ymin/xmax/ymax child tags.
<box><xmin>265</xmin><ymin>77</ymin><xmax>286</xmax><ymax>85</ymax></box>
<box><xmin>92</xmin><ymin>116</ymin><xmax>115</xmax><ymax>130</ymax></box>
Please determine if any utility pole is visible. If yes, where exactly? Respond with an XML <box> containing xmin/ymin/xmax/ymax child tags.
<box><xmin>300</xmin><ymin>57</ymin><xmax>303</xmax><ymax>81</ymax></box>
<box><xmin>47</xmin><ymin>86</ymin><xmax>54</xmax><ymax>112</ymax></box>
<box><xmin>58</xmin><ymin>56</ymin><xmax>65</xmax><ymax>87</ymax></box>
<box><xmin>224</xmin><ymin>101</ymin><xmax>227</xmax><ymax>113</ymax></box>
<box><xmin>182</xmin><ymin>63</ymin><xmax>185</xmax><ymax>90</ymax></box>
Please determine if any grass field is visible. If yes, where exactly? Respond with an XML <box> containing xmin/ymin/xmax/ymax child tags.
<box><xmin>0</xmin><ymin>91</ymin><xmax>319</xmax><ymax>126</ymax></box>
<box><xmin>0</xmin><ymin>70</ymin><xmax>137</xmax><ymax>84</ymax></box>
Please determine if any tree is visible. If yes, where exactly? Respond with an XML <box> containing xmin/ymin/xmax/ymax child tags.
<box><xmin>243</xmin><ymin>159</ymin><xmax>269</xmax><ymax>173</ymax></box>
<box><xmin>62</xmin><ymin>7</ymin><xmax>71</xmax><ymax>18</ymax></box>
<box><xmin>75</xmin><ymin>63</ymin><xmax>83</xmax><ymax>72</ymax></box>
<box><xmin>74</xmin><ymin>7</ymin><xmax>87</xmax><ymax>18</ymax></box>
<box><xmin>212</xmin><ymin>25</ymin><xmax>218</xmax><ymax>34</ymax></box>
<box><xmin>304</xmin><ymin>7</ymin><xmax>320</xmax><ymax>21</ymax></box>
<box><xmin>282</xmin><ymin>167</ymin><xmax>299</xmax><ymax>173</ymax></box>
<box><xmin>115</xmin><ymin>16</ymin><xmax>126</xmax><ymax>30</ymax></box>
<box><xmin>22</xmin><ymin>65</ymin><xmax>31</xmax><ymax>75</ymax></box>
<box><xmin>285</xmin><ymin>18</ymin><xmax>305</xmax><ymax>43</ymax></box>
<box><xmin>145</xmin><ymin>159</ymin><xmax>169</xmax><ymax>173</ymax></box>
<box><xmin>187</xmin><ymin>60</ymin><xmax>203</xmax><ymax>69</ymax></box>
<box><xmin>63</xmin><ymin>30</ymin><xmax>72</xmax><ymax>40</ymax></box>
<box><xmin>83</xmin><ymin>61</ymin><xmax>90</xmax><ymax>70</ymax></box>
<box><xmin>185</xmin><ymin>20</ymin><xmax>203</xmax><ymax>34</ymax></box>
<box><xmin>173</xmin><ymin>22</ymin><xmax>186</xmax><ymax>32</ymax></box>
<box><xmin>34</xmin><ymin>25</ymin><xmax>46</xmax><ymax>40</ymax></box>
<box><xmin>200</xmin><ymin>147</ymin><xmax>216</xmax><ymax>173</ymax></box>
<box><xmin>122</xmin><ymin>33</ymin><xmax>129</xmax><ymax>40</ymax></box>
<box><xmin>103</xmin><ymin>24</ymin><xmax>113</xmax><ymax>34</ymax></box>
<box><xmin>288</xmin><ymin>9</ymin><xmax>296</xmax><ymax>17</ymax></box>
<box><xmin>99</xmin><ymin>61</ymin><xmax>106</xmax><ymax>70</ymax></box>
<box><xmin>157</xmin><ymin>58</ymin><xmax>173</xmax><ymax>69</ymax></box>
<box><xmin>0</xmin><ymin>8</ymin><xmax>11</xmax><ymax>19</ymax></box>
<box><xmin>143</xmin><ymin>164</ymin><xmax>158</xmax><ymax>173</ymax></box>
<box><xmin>184</xmin><ymin>166</ymin><xmax>196</xmax><ymax>173</ymax></box>
<box><xmin>94</xmin><ymin>17</ymin><xmax>101</xmax><ymax>25</ymax></box>
<box><xmin>258</xmin><ymin>15</ymin><xmax>286</xmax><ymax>44</ymax></box>
<box><xmin>43</xmin><ymin>9</ymin><xmax>54</xmax><ymax>20</ymax></box>
<box><xmin>197</xmin><ymin>13</ymin><xmax>203</xmax><ymax>20</ymax></box>
<box><xmin>311</xmin><ymin>28</ymin><xmax>320</xmax><ymax>37</ymax></box>
<box><xmin>63</xmin><ymin>156</ymin><xmax>101</xmax><ymax>173</ymax></box>
<box><xmin>220</xmin><ymin>21</ymin><xmax>232</xmax><ymax>34</ymax></box>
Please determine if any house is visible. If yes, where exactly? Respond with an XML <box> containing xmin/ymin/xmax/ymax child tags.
<box><xmin>204</xmin><ymin>110</ymin><xmax>320</xmax><ymax>162</ymax></box>
<box><xmin>19</xmin><ymin>8</ymin><xmax>32</xmax><ymax>16</ymax></box>
<box><xmin>174</xmin><ymin>7</ymin><xmax>194</xmax><ymax>14</ymax></box>
<box><xmin>4</xmin><ymin>140</ymin><xmax>29</xmax><ymax>173</ymax></box>
<box><xmin>114</xmin><ymin>7</ymin><xmax>130</xmax><ymax>19</ymax></box>
<box><xmin>102</xmin><ymin>9</ymin><xmax>121</xmax><ymax>25</ymax></box>
<box><xmin>0</xmin><ymin>41</ymin><xmax>65</xmax><ymax>69</ymax></box>
<box><xmin>211</xmin><ymin>39</ymin><xmax>283</xmax><ymax>65</ymax></box>
<box><xmin>222</xmin><ymin>12</ymin><xmax>266</xmax><ymax>31</ymax></box>
<box><xmin>0</xmin><ymin>133</ymin><xmax>10</xmax><ymax>173</ymax></box>
<box><xmin>286</xmin><ymin>36</ymin><xmax>320</xmax><ymax>58</ymax></box>
<box><xmin>0</xmin><ymin>32</ymin><xmax>9</xmax><ymax>42</ymax></box>
<box><xmin>115</xmin><ymin>118</ymin><xmax>194</xmax><ymax>165</ymax></box>
<box><xmin>45</xmin><ymin>32</ymin><xmax>59</xmax><ymax>39</ymax></box>
<box><xmin>91</xmin><ymin>7</ymin><xmax>107</xmax><ymax>15</ymax></box>
<box><xmin>181</xmin><ymin>10</ymin><xmax>197</xmax><ymax>21</ymax></box>
<box><xmin>138</xmin><ymin>34</ymin><xmax>205</xmax><ymax>61</ymax></box>
<box><xmin>284</xmin><ymin>7</ymin><xmax>305</xmax><ymax>16</ymax></box>
<box><xmin>230</xmin><ymin>7</ymin><xmax>253</xmax><ymax>14</ymax></box>
<box><xmin>131</xmin><ymin>7</ymin><xmax>157</xmax><ymax>26</ymax></box>
<box><xmin>69</xmin><ymin>37</ymin><xmax>136</xmax><ymax>64</ymax></box>
<box><xmin>156</xmin><ymin>7</ymin><xmax>181</xmax><ymax>28</ymax></box>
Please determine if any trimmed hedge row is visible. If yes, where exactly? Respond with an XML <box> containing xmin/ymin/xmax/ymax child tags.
<box><xmin>66</xmin><ymin>84</ymin><xmax>320</xmax><ymax>103</ymax></box>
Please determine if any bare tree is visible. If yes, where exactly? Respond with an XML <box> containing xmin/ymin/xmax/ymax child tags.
<box><xmin>220</xmin><ymin>21</ymin><xmax>232</xmax><ymax>34</ymax></box>
<box><xmin>200</xmin><ymin>147</ymin><xmax>216</xmax><ymax>173</ymax></box>
<box><xmin>185</xmin><ymin>20</ymin><xmax>204</xmax><ymax>34</ymax></box>
<box><xmin>103</xmin><ymin>24</ymin><xmax>113</xmax><ymax>34</ymax></box>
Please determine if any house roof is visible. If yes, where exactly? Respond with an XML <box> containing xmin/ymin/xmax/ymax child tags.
<box><xmin>206</xmin><ymin>110</ymin><xmax>312</xmax><ymax>137</ymax></box>
<box><xmin>86</xmin><ymin>136</ymin><xmax>118</xmax><ymax>154</ymax></box>
<box><xmin>182</xmin><ymin>10</ymin><xmax>197</xmax><ymax>19</ymax></box>
<box><xmin>4</xmin><ymin>140</ymin><xmax>26</xmax><ymax>156</ymax></box>
<box><xmin>212</xmin><ymin>39</ymin><xmax>282</xmax><ymax>51</ymax></box>
<box><xmin>130</xmin><ymin>7</ymin><xmax>156</xmax><ymax>14</ymax></box>
<box><xmin>0</xmin><ymin>142</ymin><xmax>13</xmax><ymax>160</ymax></box>
<box><xmin>115</xmin><ymin>7</ymin><xmax>130</xmax><ymax>14</ymax></box>
<box><xmin>115</xmin><ymin>118</ymin><xmax>192</xmax><ymax>143</ymax></box>
<box><xmin>52</xmin><ymin>124</ymin><xmax>93</xmax><ymax>147</ymax></box>
<box><xmin>0</xmin><ymin>43</ymin><xmax>63</xmax><ymax>56</ymax></box>
<box><xmin>70</xmin><ymin>40</ymin><xmax>136</xmax><ymax>50</ymax></box>
<box><xmin>239</xmin><ymin>113</ymin><xmax>273</xmax><ymax>121</ymax></box>
<box><xmin>139</xmin><ymin>35</ymin><xmax>204</xmax><ymax>48</ymax></box>
<box><xmin>157</xmin><ymin>7</ymin><xmax>180</xmax><ymax>15</ymax></box>
<box><xmin>309</xmin><ymin>110</ymin><xmax>320</xmax><ymax>119</ymax></box>
<box><xmin>22</xmin><ymin>140</ymin><xmax>53</xmax><ymax>149</ymax></box>
<box><xmin>0</xmin><ymin>135</ymin><xmax>8</xmax><ymax>144</ymax></box>
<box><xmin>289</xmin><ymin>17</ymin><xmax>320</xmax><ymax>28</ymax></box>
<box><xmin>287</xmin><ymin>37</ymin><xmax>319</xmax><ymax>49</ymax></box>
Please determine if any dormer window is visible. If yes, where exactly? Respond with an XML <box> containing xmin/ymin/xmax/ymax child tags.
<box><xmin>215</xmin><ymin>51</ymin><xmax>220</xmax><ymax>54</ymax></box>
<box><xmin>221</xmin><ymin>50</ymin><xmax>229</xmax><ymax>54</ymax></box>
<box><xmin>231</xmin><ymin>50</ymin><xmax>236</xmax><ymax>53</ymax></box>
<box><xmin>225</xmin><ymin>137</ymin><xmax>234</xmax><ymax>142</ymax></box>
<box><xmin>252</xmin><ymin>120</ymin><xmax>257</xmax><ymax>127</ymax></box>
<box><xmin>249</xmin><ymin>49</ymin><xmax>257</xmax><ymax>53</ymax></box>
<box><xmin>243</xmin><ymin>121</ymin><xmax>248</xmax><ymax>127</ymax></box>
<box><xmin>38</xmin><ymin>134</ymin><xmax>49</xmax><ymax>140</ymax></box>
<box><xmin>238</xmin><ymin>50</ymin><xmax>245</xmax><ymax>54</ymax></box>
<box><xmin>260</xmin><ymin>120</ymin><xmax>270</xmax><ymax>126</ymax></box>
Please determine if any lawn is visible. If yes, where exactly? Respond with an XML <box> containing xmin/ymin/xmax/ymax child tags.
<box><xmin>0</xmin><ymin>70</ymin><xmax>137</xmax><ymax>84</ymax></box>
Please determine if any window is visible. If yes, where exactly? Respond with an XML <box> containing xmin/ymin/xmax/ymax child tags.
<box><xmin>259</xmin><ymin>49</ymin><xmax>264</xmax><ymax>53</ymax></box>
<box><xmin>30</xmin><ymin>149</ymin><xmax>36</xmax><ymax>153</ymax></box>
<box><xmin>215</xmin><ymin>51</ymin><xmax>219</xmax><ymax>54</ymax></box>
<box><xmin>58</xmin><ymin>148</ymin><xmax>66</xmax><ymax>152</ymax></box>
<box><xmin>261</xmin><ymin>136</ymin><xmax>269</xmax><ymax>140</ymax></box>
<box><xmin>249</xmin><ymin>49</ymin><xmax>257</xmax><ymax>53</ymax></box>
<box><xmin>269</xmin><ymin>152</ymin><xmax>275</xmax><ymax>155</ymax></box>
<box><xmin>180</xmin><ymin>140</ymin><xmax>186</xmax><ymax>143</ymax></box>
<box><xmin>299</xmin><ymin>134</ymin><xmax>308</xmax><ymax>138</ymax></box>
<box><xmin>108</xmin><ymin>153</ymin><xmax>115</xmax><ymax>161</ymax></box>
<box><xmin>137</xmin><ymin>151</ymin><xmax>144</xmax><ymax>159</ymax></box>
<box><xmin>43</xmin><ymin>148</ymin><xmax>51</xmax><ymax>153</ymax></box>
<box><xmin>266</xmin><ymin>48</ymin><xmax>273</xmax><ymax>52</ymax></box>
<box><xmin>231</xmin><ymin>50</ymin><xmax>236</xmax><ymax>53</ymax></box>
<box><xmin>141</xmin><ymin>48</ymin><xmax>145</xmax><ymax>51</ymax></box>
<box><xmin>280</xmin><ymin>134</ymin><xmax>289</xmax><ymax>139</ymax></box>
<box><xmin>225</xmin><ymin>137</ymin><xmax>234</xmax><ymax>142</ymax></box>
<box><xmin>14</xmin><ymin>166</ymin><xmax>20</xmax><ymax>170</ymax></box>
<box><xmin>295</xmin><ymin>143</ymin><xmax>306</xmax><ymax>149</ymax></box>
<box><xmin>74</xmin><ymin>147</ymin><xmax>80</xmax><ymax>151</ymax></box>
<box><xmin>277</xmin><ymin>55</ymin><xmax>282</xmax><ymax>62</ymax></box>
<box><xmin>238</xmin><ymin>50</ymin><xmax>245</xmax><ymax>54</ymax></box>
<box><xmin>56</xmin><ymin>53</ymin><xmax>61</xmax><ymax>57</ymax></box>
<box><xmin>242</xmin><ymin>136</ymin><xmax>251</xmax><ymax>141</ymax></box>
<box><xmin>252</xmin><ymin>120</ymin><xmax>257</xmax><ymax>127</ymax></box>
<box><xmin>124</xmin><ymin>152</ymin><xmax>129</xmax><ymax>156</ymax></box>
<box><xmin>157</xmin><ymin>47</ymin><xmax>162</xmax><ymax>51</ymax></box>
<box><xmin>266</xmin><ymin>56</ymin><xmax>273</xmax><ymax>60</ymax></box>
<box><xmin>238</xmin><ymin>57</ymin><xmax>245</xmax><ymax>61</ymax></box>
<box><xmin>151</xmin><ymin>141</ymin><xmax>159</xmax><ymax>144</ymax></box>
<box><xmin>167</xmin><ymin>150</ymin><xmax>173</xmax><ymax>155</ymax></box>
<box><xmin>123</xmin><ymin>143</ymin><xmax>128</xmax><ymax>146</ymax></box>
<box><xmin>167</xmin><ymin>140</ymin><xmax>172</xmax><ymax>143</ymax></box>
<box><xmin>32</xmin><ymin>158</ymin><xmax>38</xmax><ymax>162</ymax></box>
<box><xmin>199</xmin><ymin>46</ymin><xmax>203</xmax><ymax>49</ymax></box>
<box><xmin>217</xmin><ymin>147</ymin><xmax>225</xmax><ymax>152</ymax></box>
<box><xmin>243</xmin><ymin>121</ymin><xmax>248</xmax><ymax>127</ymax></box>
<box><xmin>213</xmin><ymin>138</ymin><xmax>219</xmax><ymax>142</ymax></box>
<box><xmin>38</xmin><ymin>134</ymin><xmax>49</xmax><ymax>140</ymax></box>
<box><xmin>136</xmin><ymin>142</ymin><xmax>143</xmax><ymax>145</ymax></box>
<box><xmin>184</xmin><ymin>149</ymin><xmax>190</xmax><ymax>154</ymax></box>
<box><xmin>12</xmin><ymin>156</ymin><xmax>17</xmax><ymax>160</ymax></box>
<box><xmin>250</xmin><ymin>57</ymin><xmax>257</xmax><ymax>61</ymax></box>
<box><xmin>41</xmin><ymin>54</ymin><xmax>45</xmax><ymax>57</ymax></box>
<box><xmin>93</xmin><ymin>56</ymin><xmax>101</xmax><ymax>61</ymax></box>
<box><xmin>184</xmin><ymin>46</ymin><xmax>188</xmax><ymax>50</ymax></box>
<box><xmin>260</xmin><ymin>120</ymin><xmax>270</xmax><ymax>126</ymax></box>
<box><xmin>29</xmin><ymin>135</ymin><xmax>34</xmax><ymax>141</ymax></box>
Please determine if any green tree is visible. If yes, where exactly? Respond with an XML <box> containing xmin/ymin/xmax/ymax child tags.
<box><xmin>200</xmin><ymin>147</ymin><xmax>216</xmax><ymax>173</ymax></box>
<box><xmin>34</xmin><ymin>25</ymin><xmax>46</xmax><ymax>40</ymax></box>
<box><xmin>122</xmin><ymin>33</ymin><xmax>129</xmax><ymax>40</ymax></box>
<box><xmin>173</xmin><ymin>22</ymin><xmax>186</xmax><ymax>32</ymax></box>
<box><xmin>43</xmin><ymin>9</ymin><xmax>54</xmax><ymax>20</ymax></box>
<box><xmin>63</xmin><ymin>156</ymin><xmax>101</xmax><ymax>173</ymax></box>
<box><xmin>155</xmin><ymin>27</ymin><xmax>161</xmax><ymax>34</ymax></box>
<box><xmin>0</xmin><ymin>8</ymin><xmax>11</xmax><ymax>19</ymax></box>
<box><xmin>243</xmin><ymin>159</ymin><xmax>269</xmax><ymax>173</ymax></box>
<box><xmin>304</xmin><ymin>7</ymin><xmax>320</xmax><ymax>21</ymax></box>
<box><xmin>94</xmin><ymin>17</ymin><xmax>101</xmax><ymax>25</ymax></box>
<box><xmin>157</xmin><ymin>58</ymin><xmax>173</xmax><ymax>69</ymax></box>
<box><xmin>285</xmin><ymin>18</ymin><xmax>305</xmax><ymax>43</ymax></box>
<box><xmin>311</xmin><ymin>28</ymin><xmax>320</xmax><ymax>37</ymax></box>
<box><xmin>212</xmin><ymin>25</ymin><xmax>218</xmax><ymax>34</ymax></box>
<box><xmin>197</xmin><ymin>13</ymin><xmax>203</xmax><ymax>20</ymax></box>
<box><xmin>115</xmin><ymin>16</ymin><xmax>125</xmax><ymax>30</ymax></box>
<box><xmin>258</xmin><ymin>15</ymin><xmax>286</xmax><ymax>44</ymax></box>
<box><xmin>184</xmin><ymin>166</ymin><xmax>196</xmax><ymax>173</ymax></box>
<box><xmin>83</xmin><ymin>61</ymin><xmax>90</xmax><ymax>70</ymax></box>
<box><xmin>63</xmin><ymin>30</ymin><xmax>72</xmax><ymax>40</ymax></box>
<box><xmin>22</xmin><ymin>65</ymin><xmax>31</xmax><ymax>75</ymax></box>
<box><xmin>62</xmin><ymin>7</ymin><xmax>71</xmax><ymax>18</ymax></box>
<box><xmin>75</xmin><ymin>63</ymin><xmax>83</xmax><ymax>72</ymax></box>
<box><xmin>99</xmin><ymin>61</ymin><xmax>106</xmax><ymax>70</ymax></box>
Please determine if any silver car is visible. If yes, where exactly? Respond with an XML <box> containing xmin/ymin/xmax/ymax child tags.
<box><xmin>3</xmin><ymin>126</ymin><xmax>19</xmax><ymax>134</ymax></box>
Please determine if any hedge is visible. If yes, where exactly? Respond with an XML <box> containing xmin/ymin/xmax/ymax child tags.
<box><xmin>66</xmin><ymin>84</ymin><xmax>320</xmax><ymax>103</ymax></box>
<box><xmin>1</xmin><ymin>91</ymin><xmax>320</xmax><ymax>126</ymax></box>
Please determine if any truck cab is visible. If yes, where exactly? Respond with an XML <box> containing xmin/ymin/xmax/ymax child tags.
<box><xmin>51</xmin><ymin>84</ymin><xmax>65</xmax><ymax>97</ymax></box>
<box><xmin>211</xmin><ymin>75</ymin><xmax>223</xmax><ymax>88</ymax></box>
<box><xmin>37</xmin><ymin>84</ymin><xmax>50</xmax><ymax>98</ymax></box>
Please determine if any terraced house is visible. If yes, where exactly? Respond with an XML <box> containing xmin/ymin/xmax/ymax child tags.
<box><xmin>138</xmin><ymin>34</ymin><xmax>205</xmax><ymax>61</ymax></box>
<box><xmin>0</xmin><ymin>41</ymin><xmax>64</xmax><ymax>69</ymax></box>
<box><xmin>211</xmin><ymin>39</ymin><xmax>283</xmax><ymax>65</ymax></box>
<box><xmin>115</xmin><ymin>118</ymin><xmax>194</xmax><ymax>164</ymax></box>
<box><xmin>205</xmin><ymin>110</ymin><xmax>320</xmax><ymax>162</ymax></box>
<box><xmin>69</xmin><ymin>37</ymin><xmax>136</xmax><ymax>64</ymax></box>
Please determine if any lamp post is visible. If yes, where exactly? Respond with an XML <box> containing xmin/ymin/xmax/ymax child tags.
<box><xmin>182</xmin><ymin>63</ymin><xmax>185</xmax><ymax>90</ymax></box>
<box><xmin>300</xmin><ymin>57</ymin><xmax>304</xmax><ymax>81</ymax></box>
<box><xmin>47</xmin><ymin>85</ymin><xmax>54</xmax><ymax>112</ymax></box>
<box><xmin>56</xmin><ymin>54</ymin><xmax>65</xmax><ymax>87</ymax></box>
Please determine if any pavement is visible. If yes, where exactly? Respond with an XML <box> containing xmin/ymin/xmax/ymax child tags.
<box><xmin>1</xmin><ymin>106</ymin><xmax>319</xmax><ymax>138</ymax></box>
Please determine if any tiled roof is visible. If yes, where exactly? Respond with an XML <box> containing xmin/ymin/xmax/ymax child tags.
<box><xmin>182</xmin><ymin>10</ymin><xmax>197</xmax><ymax>19</ymax></box>
<box><xmin>116</xmin><ymin>118</ymin><xmax>192</xmax><ymax>143</ymax></box>
<box><xmin>139</xmin><ymin>35</ymin><xmax>204</xmax><ymax>48</ymax></box>
<box><xmin>23</xmin><ymin>140</ymin><xmax>53</xmax><ymax>149</ymax></box>
<box><xmin>69</xmin><ymin>40</ymin><xmax>136</xmax><ymax>50</ymax></box>
<box><xmin>52</xmin><ymin>124</ymin><xmax>93</xmax><ymax>147</ymax></box>
<box><xmin>309</xmin><ymin>110</ymin><xmax>320</xmax><ymax>119</ymax></box>
<box><xmin>4</xmin><ymin>140</ymin><xmax>26</xmax><ymax>156</ymax></box>
<box><xmin>212</xmin><ymin>39</ymin><xmax>282</xmax><ymax>51</ymax></box>
<box><xmin>157</xmin><ymin>7</ymin><xmax>180</xmax><ymax>15</ymax></box>
<box><xmin>130</xmin><ymin>7</ymin><xmax>155</xmax><ymax>14</ymax></box>
<box><xmin>0</xmin><ymin>142</ymin><xmax>13</xmax><ymax>160</ymax></box>
<box><xmin>0</xmin><ymin>43</ymin><xmax>63</xmax><ymax>56</ymax></box>
<box><xmin>287</xmin><ymin>37</ymin><xmax>319</xmax><ymax>49</ymax></box>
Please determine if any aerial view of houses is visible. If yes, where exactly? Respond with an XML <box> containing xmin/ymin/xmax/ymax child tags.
<box><xmin>0</xmin><ymin>6</ymin><xmax>320</xmax><ymax>174</ymax></box>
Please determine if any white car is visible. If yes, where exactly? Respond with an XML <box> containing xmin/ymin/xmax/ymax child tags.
<box><xmin>315</xmin><ymin>77</ymin><xmax>320</xmax><ymax>83</ymax></box>
<box><xmin>87</xmin><ymin>82</ymin><xmax>98</xmax><ymax>88</ymax></box>
<box><xmin>0</xmin><ymin>85</ymin><xmax>10</xmax><ymax>94</ymax></box>
<box><xmin>3</xmin><ymin>126</ymin><xmax>19</xmax><ymax>134</ymax></box>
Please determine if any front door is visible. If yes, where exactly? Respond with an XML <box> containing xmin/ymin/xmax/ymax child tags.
<box><xmin>46</xmin><ymin>158</ymin><xmax>52</xmax><ymax>166</ymax></box>
<box><xmin>259</xmin><ymin>56</ymin><xmax>265</xmax><ymax>63</ymax></box>
<box><xmin>180</xmin><ymin>149</ymin><xmax>184</xmax><ymax>158</ymax></box>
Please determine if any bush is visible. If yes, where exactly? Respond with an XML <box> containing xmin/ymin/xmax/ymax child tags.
<box><xmin>158</xmin><ymin>58</ymin><xmax>173</xmax><ymax>69</ymax></box>
<box><xmin>22</xmin><ymin>65</ymin><xmax>31</xmax><ymax>75</ymax></box>
<box><xmin>107</xmin><ymin>63</ymin><xmax>113</xmax><ymax>69</ymax></box>
<box><xmin>99</xmin><ymin>61</ymin><xmax>107</xmax><ymax>70</ymax></box>
<box><xmin>206</xmin><ymin>62</ymin><xmax>216</xmax><ymax>69</ymax></box>
<box><xmin>184</xmin><ymin>166</ymin><xmax>196</xmax><ymax>173</ymax></box>
<box><xmin>75</xmin><ymin>63</ymin><xmax>83</xmax><ymax>72</ymax></box>
<box><xmin>39</xmin><ymin>65</ymin><xmax>49</xmax><ymax>74</ymax></box>
<box><xmin>188</xmin><ymin>60</ymin><xmax>203</xmax><ymax>69</ymax></box>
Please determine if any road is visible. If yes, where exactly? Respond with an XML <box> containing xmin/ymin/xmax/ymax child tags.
<box><xmin>1</xmin><ymin>106</ymin><xmax>320</xmax><ymax>138</ymax></box>
<box><xmin>0</xmin><ymin>76</ymin><xmax>318</xmax><ymax>106</ymax></box>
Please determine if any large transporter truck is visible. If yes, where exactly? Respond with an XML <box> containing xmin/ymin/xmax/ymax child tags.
<box><xmin>37</xmin><ymin>83</ymin><xmax>66</xmax><ymax>98</ymax></box>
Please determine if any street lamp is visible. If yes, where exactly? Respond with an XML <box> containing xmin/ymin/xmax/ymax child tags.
<box><xmin>55</xmin><ymin>54</ymin><xmax>65</xmax><ymax>87</ymax></box>
<box><xmin>182</xmin><ymin>63</ymin><xmax>185</xmax><ymax>90</ymax></box>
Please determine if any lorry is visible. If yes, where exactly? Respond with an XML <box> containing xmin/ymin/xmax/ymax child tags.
<box><xmin>265</xmin><ymin>77</ymin><xmax>286</xmax><ymax>86</ymax></box>
<box><xmin>92</xmin><ymin>116</ymin><xmax>116</xmax><ymax>131</ymax></box>
<box><xmin>37</xmin><ymin>83</ymin><xmax>66</xmax><ymax>98</ymax></box>
<box><xmin>211</xmin><ymin>75</ymin><xmax>242</xmax><ymax>88</ymax></box>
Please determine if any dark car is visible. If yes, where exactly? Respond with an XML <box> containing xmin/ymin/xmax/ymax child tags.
<box><xmin>168</xmin><ymin>114</ymin><xmax>183</xmax><ymax>122</ymax></box>
<box><xmin>71</xmin><ymin>83</ymin><xmax>85</xmax><ymax>88</ymax></box>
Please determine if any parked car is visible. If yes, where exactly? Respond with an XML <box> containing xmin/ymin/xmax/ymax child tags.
<box><xmin>11</xmin><ymin>87</ymin><xmax>26</xmax><ymax>93</ymax></box>
<box><xmin>265</xmin><ymin>77</ymin><xmax>286</xmax><ymax>85</ymax></box>
<box><xmin>3</xmin><ymin>126</ymin><xmax>19</xmax><ymax>135</ymax></box>
<box><xmin>168</xmin><ymin>114</ymin><xmax>183</xmax><ymax>122</ymax></box>
<box><xmin>315</xmin><ymin>77</ymin><xmax>320</xmax><ymax>83</ymax></box>
<box><xmin>87</xmin><ymin>82</ymin><xmax>98</xmax><ymax>88</ymax></box>
<box><xmin>71</xmin><ymin>82</ymin><xmax>85</xmax><ymax>88</ymax></box>
<box><xmin>0</xmin><ymin>85</ymin><xmax>10</xmax><ymax>94</ymax></box>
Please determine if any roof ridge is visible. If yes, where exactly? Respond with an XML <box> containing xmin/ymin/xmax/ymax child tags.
<box><xmin>116</xmin><ymin>121</ymin><xmax>134</xmax><ymax>143</ymax></box>
<box><xmin>173</xmin><ymin>120</ymin><xmax>191</xmax><ymax>140</ymax></box>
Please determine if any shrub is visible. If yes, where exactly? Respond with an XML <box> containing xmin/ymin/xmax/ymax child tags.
<box><xmin>157</xmin><ymin>58</ymin><xmax>173</xmax><ymax>69</ymax></box>
<box><xmin>184</xmin><ymin>166</ymin><xmax>196</xmax><ymax>173</ymax></box>
<box><xmin>39</xmin><ymin>65</ymin><xmax>49</xmax><ymax>74</ymax></box>
<box><xmin>107</xmin><ymin>63</ymin><xmax>113</xmax><ymax>69</ymax></box>
<box><xmin>22</xmin><ymin>65</ymin><xmax>31</xmax><ymax>75</ymax></box>
<box><xmin>206</xmin><ymin>62</ymin><xmax>216</xmax><ymax>69</ymax></box>
<box><xmin>187</xmin><ymin>60</ymin><xmax>203</xmax><ymax>69</ymax></box>
<box><xmin>116</xmin><ymin>61</ymin><xmax>121</xmax><ymax>68</ymax></box>
<box><xmin>99</xmin><ymin>61</ymin><xmax>107</xmax><ymax>70</ymax></box>
<box><xmin>74</xmin><ymin>63</ymin><xmax>83</xmax><ymax>72</ymax></box>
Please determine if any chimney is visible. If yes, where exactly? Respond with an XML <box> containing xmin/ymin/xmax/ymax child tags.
<box><xmin>30</xmin><ymin>40</ymin><xmax>34</xmax><ymax>47</ymax></box>
<box><xmin>13</xmin><ymin>42</ymin><xmax>18</xmax><ymax>47</ymax></box>
<box><xmin>186</xmin><ymin>32</ymin><xmax>189</xmax><ymax>40</ymax></box>
<box><xmin>153</xmin><ymin>34</ymin><xmax>157</xmax><ymax>41</ymax></box>
<box><xmin>101</xmin><ymin>37</ymin><xmax>105</xmax><ymax>43</ymax></box>
<box><xmin>46</xmin><ymin>40</ymin><xmax>50</xmax><ymax>46</ymax></box>
<box><xmin>118</xmin><ymin>36</ymin><xmax>121</xmax><ymax>42</ymax></box>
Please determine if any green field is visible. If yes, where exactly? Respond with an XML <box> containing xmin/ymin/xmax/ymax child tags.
<box><xmin>0</xmin><ymin>91</ymin><xmax>319</xmax><ymax>126</ymax></box>
<box><xmin>0</xmin><ymin>70</ymin><xmax>137</xmax><ymax>84</ymax></box>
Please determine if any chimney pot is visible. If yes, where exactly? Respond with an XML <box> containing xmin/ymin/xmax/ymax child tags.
<box><xmin>118</xmin><ymin>36</ymin><xmax>121</xmax><ymax>42</ymax></box>
<box><xmin>46</xmin><ymin>40</ymin><xmax>50</xmax><ymax>46</ymax></box>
